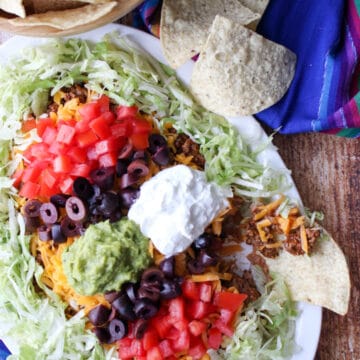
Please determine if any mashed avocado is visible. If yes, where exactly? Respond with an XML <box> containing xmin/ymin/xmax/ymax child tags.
<box><xmin>62</xmin><ymin>218</ymin><xmax>152</xmax><ymax>296</ymax></box>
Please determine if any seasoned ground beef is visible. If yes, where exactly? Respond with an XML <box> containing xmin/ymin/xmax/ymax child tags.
<box><xmin>283</xmin><ymin>228</ymin><xmax>321</xmax><ymax>255</ymax></box>
<box><xmin>174</xmin><ymin>133</ymin><xmax>205</xmax><ymax>168</ymax></box>
<box><xmin>62</xmin><ymin>84</ymin><xmax>88</xmax><ymax>104</ymax></box>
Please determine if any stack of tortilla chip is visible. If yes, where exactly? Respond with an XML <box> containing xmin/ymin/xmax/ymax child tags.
<box><xmin>0</xmin><ymin>0</ymin><xmax>142</xmax><ymax>34</ymax></box>
<box><xmin>160</xmin><ymin>0</ymin><xmax>297</xmax><ymax>116</ymax></box>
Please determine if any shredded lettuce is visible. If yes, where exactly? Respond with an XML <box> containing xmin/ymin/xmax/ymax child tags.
<box><xmin>0</xmin><ymin>32</ymin><xmax>294</xmax><ymax>359</ymax></box>
<box><xmin>218</xmin><ymin>271</ymin><xmax>298</xmax><ymax>360</ymax></box>
<box><xmin>0</xmin><ymin>33</ymin><xmax>288</xmax><ymax>198</ymax></box>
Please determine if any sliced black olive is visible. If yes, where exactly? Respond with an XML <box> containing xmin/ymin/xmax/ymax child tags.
<box><xmin>73</xmin><ymin>177</ymin><xmax>94</xmax><ymax>200</ymax></box>
<box><xmin>127</xmin><ymin>159</ymin><xmax>149</xmax><ymax>178</ymax></box>
<box><xmin>51</xmin><ymin>223</ymin><xmax>66</xmax><ymax>243</ymax></box>
<box><xmin>148</xmin><ymin>134</ymin><xmax>167</xmax><ymax>154</ymax></box>
<box><xmin>93</xmin><ymin>327</ymin><xmax>111</xmax><ymax>344</ymax></box>
<box><xmin>138</xmin><ymin>285</ymin><xmax>160</xmax><ymax>302</ymax></box>
<box><xmin>39</xmin><ymin>202</ymin><xmax>58</xmax><ymax>224</ymax></box>
<box><xmin>118</xmin><ymin>143</ymin><xmax>134</xmax><ymax>159</ymax></box>
<box><xmin>108</xmin><ymin>211</ymin><xmax>122</xmax><ymax>223</ymax></box>
<box><xmin>108</xmin><ymin>318</ymin><xmax>128</xmax><ymax>341</ymax></box>
<box><xmin>97</xmin><ymin>191</ymin><xmax>120</xmax><ymax>216</ymax></box>
<box><xmin>133</xmin><ymin>299</ymin><xmax>158</xmax><ymax>320</ymax></box>
<box><xmin>116</xmin><ymin>159</ymin><xmax>128</xmax><ymax>177</ymax></box>
<box><xmin>133</xmin><ymin>319</ymin><xmax>148</xmax><ymax>339</ymax></box>
<box><xmin>193</xmin><ymin>233</ymin><xmax>212</xmax><ymax>250</ymax></box>
<box><xmin>88</xmin><ymin>304</ymin><xmax>111</xmax><ymax>327</ymax></box>
<box><xmin>65</xmin><ymin>196</ymin><xmax>87</xmax><ymax>222</ymax></box>
<box><xmin>90</xmin><ymin>167</ymin><xmax>115</xmax><ymax>191</ymax></box>
<box><xmin>159</xmin><ymin>257</ymin><xmax>175</xmax><ymax>278</ymax></box>
<box><xmin>198</xmin><ymin>250</ymin><xmax>217</xmax><ymax>267</ymax></box>
<box><xmin>24</xmin><ymin>199</ymin><xmax>42</xmax><ymax>217</ymax></box>
<box><xmin>119</xmin><ymin>173</ymin><xmax>139</xmax><ymax>189</ymax></box>
<box><xmin>50</xmin><ymin>194</ymin><xmax>69</xmax><ymax>208</ymax></box>
<box><xmin>152</xmin><ymin>146</ymin><xmax>170</xmax><ymax>166</ymax></box>
<box><xmin>112</xmin><ymin>295</ymin><xmax>136</xmax><ymax>321</ymax></box>
<box><xmin>160</xmin><ymin>278</ymin><xmax>182</xmax><ymax>300</ymax></box>
<box><xmin>141</xmin><ymin>268</ymin><xmax>164</xmax><ymax>287</ymax></box>
<box><xmin>187</xmin><ymin>258</ymin><xmax>204</xmax><ymax>274</ymax></box>
<box><xmin>24</xmin><ymin>216</ymin><xmax>40</xmax><ymax>234</ymax></box>
<box><xmin>132</xmin><ymin>150</ymin><xmax>147</xmax><ymax>161</ymax></box>
<box><xmin>104</xmin><ymin>291</ymin><xmax>121</xmax><ymax>303</ymax></box>
<box><xmin>38</xmin><ymin>225</ymin><xmax>52</xmax><ymax>241</ymax></box>
<box><xmin>119</xmin><ymin>188</ymin><xmax>139</xmax><ymax>208</ymax></box>
<box><xmin>60</xmin><ymin>216</ymin><xmax>81</xmax><ymax>237</ymax></box>
<box><xmin>122</xmin><ymin>282</ymin><xmax>138</xmax><ymax>303</ymax></box>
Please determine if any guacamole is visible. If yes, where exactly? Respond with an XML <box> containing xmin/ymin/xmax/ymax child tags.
<box><xmin>62</xmin><ymin>218</ymin><xmax>152</xmax><ymax>296</ymax></box>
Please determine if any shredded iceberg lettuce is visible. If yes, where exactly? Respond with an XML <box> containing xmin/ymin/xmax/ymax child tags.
<box><xmin>0</xmin><ymin>32</ymin><xmax>293</xmax><ymax>359</ymax></box>
<box><xmin>218</xmin><ymin>272</ymin><xmax>298</xmax><ymax>360</ymax></box>
<box><xmin>0</xmin><ymin>32</ymin><xmax>288</xmax><ymax>198</ymax></box>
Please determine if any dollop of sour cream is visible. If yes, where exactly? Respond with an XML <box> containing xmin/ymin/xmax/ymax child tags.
<box><xmin>128</xmin><ymin>165</ymin><xmax>233</xmax><ymax>257</ymax></box>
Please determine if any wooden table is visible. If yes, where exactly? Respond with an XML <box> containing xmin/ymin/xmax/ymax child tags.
<box><xmin>0</xmin><ymin>16</ymin><xmax>358</xmax><ymax>360</ymax></box>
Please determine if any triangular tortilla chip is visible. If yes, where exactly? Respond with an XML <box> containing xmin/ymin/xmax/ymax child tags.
<box><xmin>265</xmin><ymin>229</ymin><xmax>350</xmax><ymax>315</ymax></box>
<box><xmin>190</xmin><ymin>15</ymin><xmax>296</xmax><ymax>116</ymax></box>
<box><xmin>0</xmin><ymin>0</ymin><xmax>25</xmax><ymax>17</ymax></box>
<box><xmin>160</xmin><ymin>0</ymin><xmax>260</xmax><ymax>69</ymax></box>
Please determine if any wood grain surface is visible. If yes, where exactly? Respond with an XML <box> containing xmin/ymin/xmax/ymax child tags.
<box><xmin>0</xmin><ymin>12</ymin><xmax>358</xmax><ymax>360</ymax></box>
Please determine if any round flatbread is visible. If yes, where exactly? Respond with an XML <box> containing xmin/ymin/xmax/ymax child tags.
<box><xmin>190</xmin><ymin>15</ymin><xmax>297</xmax><ymax>116</ymax></box>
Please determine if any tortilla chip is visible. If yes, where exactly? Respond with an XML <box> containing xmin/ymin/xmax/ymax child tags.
<box><xmin>239</xmin><ymin>0</ymin><xmax>269</xmax><ymax>28</ymax></box>
<box><xmin>9</xmin><ymin>1</ymin><xmax>116</xmax><ymax>29</ymax></box>
<box><xmin>23</xmin><ymin>0</ymin><xmax>85</xmax><ymax>14</ymax></box>
<box><xmin>265</xmin><ymin>229</ymin><xmax>350</xmax><ymax>315</ymax></box>
<box><xmin>0</xmin><ymin>0</ymin><xmax>25</xmax><ymax>18</ymax></box>
<box><xmin>190</xmin><ymin>15</ymin><xmax>296</xmax><ymax>116</ymax></box>
<box><xmin>160</xmin><ymin>0</ymin><xmax>260</xmax><ymax>69</ymax></box>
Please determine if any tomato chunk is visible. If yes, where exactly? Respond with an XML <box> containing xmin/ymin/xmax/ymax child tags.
<box><xmin>213</xmin><ymin>291</ymin><xmax>247</xmax><ymax>312</ymax></box>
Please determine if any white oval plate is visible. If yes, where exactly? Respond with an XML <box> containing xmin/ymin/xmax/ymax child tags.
<box><xmin>0</xmin><ymin>23</ymin><xmax>322</xmax><ymax>360</ymax></box>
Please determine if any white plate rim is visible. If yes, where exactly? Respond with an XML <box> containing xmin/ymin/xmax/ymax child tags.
<box><xmin>0</xmin><ymin>23</ymin><xmax>322</xmax><ymax>360</ymax></box>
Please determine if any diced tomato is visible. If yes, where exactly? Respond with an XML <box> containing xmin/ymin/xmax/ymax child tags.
<box><xmin>101</xmin><ymin>110</ymin><xmax>115</xmax><ymax>124</ymax></box>
<box><xmin>110</xmin><ymin>122</ymin><xmax>130</xmax><ymax>138</ymax></box>
<box><xmin>41</xmin><ymin>126</ymin><xmax>57</xmax><ymax>145</ymax></box>
<box><xmin>182</xmin><ymin>280</ymin><xmax>200</xmax><ymax>300</ymax></box>
<box><xmin>36</xmin><ymin>117</ymin><xmax>54</xmax><ymax>137</ymax></box>
<box><xmin>116</xmin><ymin>105</ymin><xmax>138</xmax><ymax>121</ymax></box>
<box><xmin>74</xmin><ymin>118</ymin><xmax>91</xmax><ymax>133</ymax></box>
<box><xmin>152</xmin><ymin>315</ymin><xmax>173</xmax><ymax>339</ymax></box>
<box><xmin>97</xmin><ymin>95</ymin><xmax>110</xmax><ymax>113</ymax></box>
<box><xmin>53</xmin><ymin>155</ymin><xmax>72</xmax><ymax>173</ymax></box>
<box><xmin>70</xmin><ymin>163</ymin><xmax>91</xmax><ymax>178</ymax></box>
<box><xmin>21</xmin><ymin>118</ymin><xmax>36</xmax><ymax>133</ymax></box>
<box><xmin>213</xmin><ymin>291</ymin><xmax>247</xmax><ymax>312</ymax></box>
<box><xmin>130</xmin><ymin>339</ymin><xmax>145</xmax><ymax>357</ymax></box>
<box><xmin>199</xmin><ymin>283</ymin><xmax>212</xmax><ymax>303</ymax></box>
<box><xmin>171</xmin><ymin>328</ymin><xmax>190</xmax><ymax>352</ymax></box>
<box><xmin>78</xmin><ymin>102</ymin><xmax>102</xmax><ymax>122</ymax></box>
<box><xmin>118</xmin><ymin>338</ymin><xmax>135</xmax><ymax>359</ymax></box>
<box><xmin>146</xmin><ymin>346</ymin><xmax>163</xmax><ymax>360</ymax></box>
<box><xmin>187</xmin><ymin>300</ymin><xmax>214</xmax><ymax>320</ymax></box>
<box><xmin>158</xmin><ymin>339</ymin><xmax>174</xmax><ymax>358</ymax></box>
<box><xmin>130</xmin><ymin>132</ymin><xmax>149</xmax><ymax>150</ymax></box>
<box><xmin>42</xmin><ymin>168</ymin><xmax>58</xmax><ymax>189</ymax></box>
<box><xmin>30</xmin><ymin>143</ymin><xmax>50</xmax><ymax>159</ymax></box>
<box><xmin>22</xmin><ymin>166</ymin><xmax>42</xmax><ymax>183</ymax></box>
<box><xmin>132</xmin><ymin>118</ymin><xmax>152</xmax><ymax>134</ymax></box>
<box><xmin>76</xmin><ymin>129</ymin><xmax>98</xmax><ymax>148</ymax></box>
<box><xmin>67</xmin><ymin>147</ymin><xmax>87</xmax><ymax>163</ymax></box>
<box><xmin>213</xmin><ymin>318</ymin><xmax>234</xmax><ymax>338</ymax></box>
<box><xmin>19</xmin><ymin>181</ymin><xmax>40</xmax><ymax>199</ymax></box>
<box><xmin>168</xmin><ymin>297</ymin><xmax>185</xmax><ymax>320</ymax></box>
<box><xmin>219</xmin><ymin>309</ymin><xmax>235</xmax><ymax>325</ymax></box>
<box><xmin>48</xmin><ymin>141</ymin><xmax>68</xmax><ymax>156</ymax></box>
<box><xmin>89</xmin><ymin>116</ymin><xmax>111</xmax><ymax>140</ymax></box>
<box><xmin>188</xmin><ymin>320</ymin><xmax>207</xmax><ymax>337</ymax></box>
<box><xmin>98</xmin><ymin>152</ymin><xmax>118</xmax><ymax>167</ymax></box>
<box><xmin>95</xmin><ymin>138</ymin><xmax>119</xmax><ymax>155</ymax></box>
<box><xmin>188</xmin><ymin>342</ymin><xmax>207</xmax><ymax>360</ymax></box>
<box><xmin>11</xmin><ymin>168</ymin><xmax>23</xmax><ymax>188</ymax></box>
<box><xmin>56</xmin><ymin>123</ymin><xmax>76</xmax><ymax>144</ymax></box>
<box><xmin>59</xmin><ymin>176</ymin><xmax>74</xmax><ymax>194</ymax></box>
<box><xmin>207</xmin><ymin>327</ymin><xmax>222</xmax><ymax>350</ymax></box>
<box><xmin>142</xmin><ymin>329</ymin><xmax>159</xmax><ymax>351</ymax></box>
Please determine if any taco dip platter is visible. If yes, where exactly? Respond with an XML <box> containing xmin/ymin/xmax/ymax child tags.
<box><xmin>0</xmin><ymin>20</ymin><xmax>351</xmax><ymax>360</ymax></box>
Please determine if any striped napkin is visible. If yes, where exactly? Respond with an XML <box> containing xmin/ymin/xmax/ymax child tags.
<box><xmin>135</xmin><ymin>0</ymin><xmax>360</xmax><ymax>138</ymax></box>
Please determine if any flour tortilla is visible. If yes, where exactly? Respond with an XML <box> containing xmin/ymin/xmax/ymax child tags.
<box><xmin>190</xmin><ymin>15</ymin><xmax>296</xmax><ymax>116</ymax></box>
<box><xmin>9</xmin><ymin>1</ymin><xmax>116</xmax><ymax>29</ymax></box>
<box><xmin>0</xmin><ymin>0</ymin><xmax>25</xmax><ymax>17</ymax></box>
<box><xmin>160</xmin><ymin>0</ymin><xmax>260</xmax><ymax>69</ymax></box>
<box><xmin>265</xmin><ymin>229</ymin><xmax>350</xmax><ymax>315</ymax></box>
<box><xmin>22</xmin><ymin>0</ymin><xmax>85</xmax><ymax>14</ymax></box>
